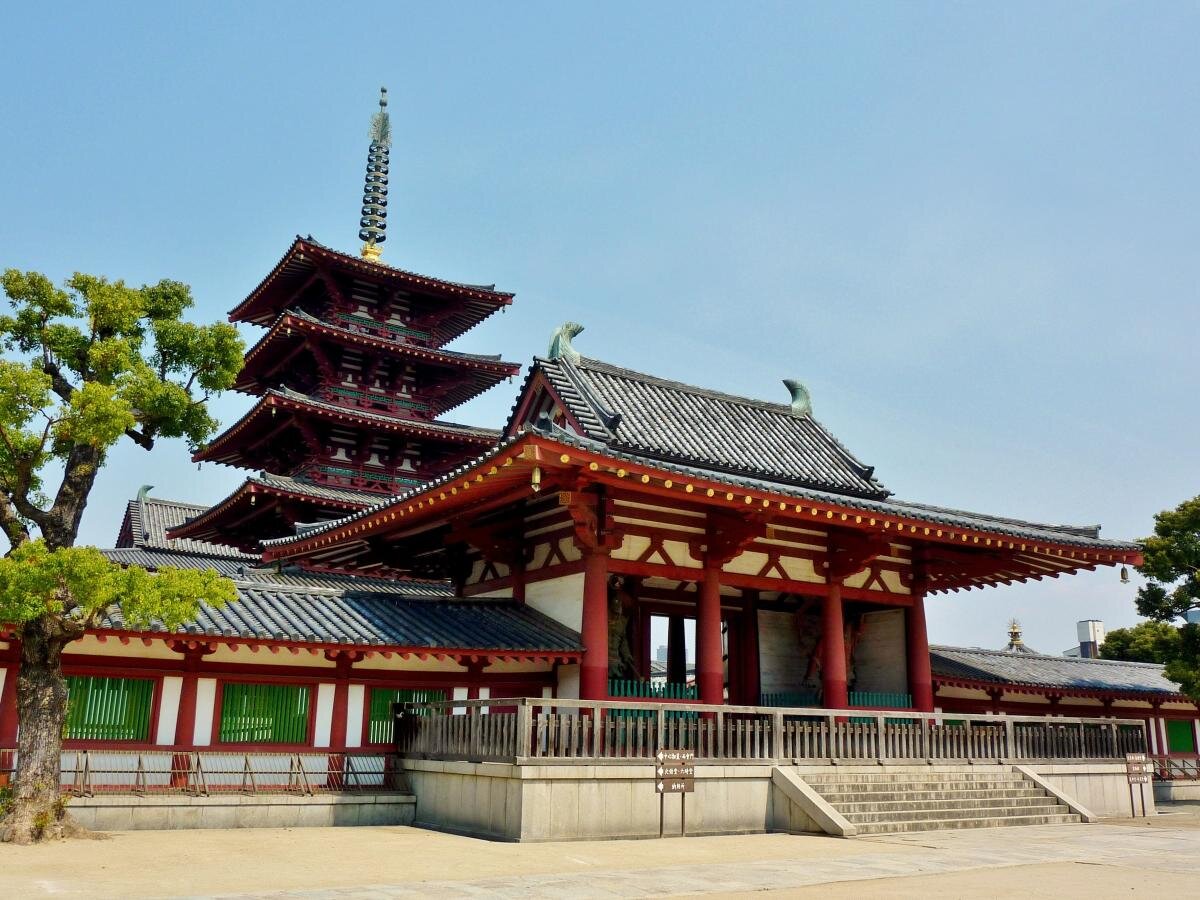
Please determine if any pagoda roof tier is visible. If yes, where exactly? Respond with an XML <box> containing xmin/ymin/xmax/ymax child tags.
<box><xmin>233</xmin><ymin>308</ymin><xmax>520</xmax><ymax>416</ymax></box>
<box><xmin>229</xmin><ymin>237</ymin><xmax>514</xmax><ymax>344</ymax></box>
<box><xmin>166</xmin><ymin>474</ymin><xmax>378</xmax><ymax>553</ymax></box>
<box><xmin>261</xmin><ymin>425</ymin><xmax>1142</xmax><ymax>589</ymax></box>
<box><xmin>507</xmin><ymin>356</ymin><xmax>889</xmax><ymax>500</ymax></box>
<box><xmin>193</xmin><ymin>387</ymin><xmax>500</xmax><ymax>469</ymax></box>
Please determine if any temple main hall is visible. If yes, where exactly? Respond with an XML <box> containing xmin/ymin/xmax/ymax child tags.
<box><xmin>2</xmin><ymin>91</ymin><xmax>1197</xmax><ymax>798</ymax></box>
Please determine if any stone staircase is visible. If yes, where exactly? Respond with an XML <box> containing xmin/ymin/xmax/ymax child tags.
<box><xmin>800</xmin><ymin>766</ymin><xmax>1083</xmax><ymax>835</ymax></box>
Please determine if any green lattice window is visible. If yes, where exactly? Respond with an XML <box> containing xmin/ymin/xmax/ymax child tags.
<box><xmin>1166</xmin><ymin>719</ymin><xmax>1197</xmax><ymax>754</ymax></box>
<box><xmin>368</xmin><ymin>688</ymin><xmax>445</xmax><ymax>744</ymax></box>
<box><xmin>218</xmin><ymin>683</ymin><xmax>310</xmax><ymax>745</ymax></box>
<box><xmin>64</xmin><ymin>675</ymin><xmax>155</xmax><ymax>741</ymax></box>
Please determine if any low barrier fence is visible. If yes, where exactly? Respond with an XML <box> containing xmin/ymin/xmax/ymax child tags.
<box><xmin>1151</xmin><ymin>755</ymin><xmax>1200</xmax><ymax>781</ymax></box>
<box><xmin>394</xmin><ymin>697</ymin><xmax>1147</xmax><ymax>765</ymax></box>
<box><xmin>0</xmin><ymin>749</ymin><xmax>407</xmax><ymax>797</ymax></box>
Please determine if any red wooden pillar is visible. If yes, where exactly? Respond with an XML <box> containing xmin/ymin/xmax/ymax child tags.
<box><xmin>906</xmin><ymin>589</ymin><xmax>935</xmax><ymax>712</ymax></box>
<box><xmin>173</xmin><ymin>650</ymin><xmax>206</xmax><ymax>747</ymax></box>
<box><xmin>740</xmin><ymin>591</ymin><xmax>760</xmax><ymax>706</ymax></box>
<box><xmin>821</xmin><ymin>581</ymin><xmax>848</xmax><ymax>709</ymax></box>
<box><xmin>329</xmin><ymin>657</ymin><xmax>353</xmax><ymax>751</ymax></box>
<box><xmin>579</xmin><ymin>548</ymin><xmax>610</xmax><ymax>701</ymax></box>
<box><xmin>696</xmin><ymin>564</ymin><xmax>724</xmax><ymax>705</ymax></box>
<box><xmin>0</xmin><ymin>661</ymin><xmax>19</xmax><ymax>747</ymax></box>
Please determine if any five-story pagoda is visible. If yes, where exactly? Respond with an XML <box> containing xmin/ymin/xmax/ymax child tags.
<box><xmin>171</xmin><ymin>89</ymin><xmax>519</xmax><ymax>552</ymax></box>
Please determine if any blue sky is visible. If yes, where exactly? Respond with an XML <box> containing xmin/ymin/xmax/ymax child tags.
<box><xmin>2</xmin><ymin>2</ymin><xmax>1196</xmax><ymax>650</ymax></box>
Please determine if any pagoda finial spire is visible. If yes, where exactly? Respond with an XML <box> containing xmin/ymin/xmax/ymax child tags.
<box><xmin>359</xmin><ymin>87</ymin><xmax>391</xmax><ymax>261</ymax></box>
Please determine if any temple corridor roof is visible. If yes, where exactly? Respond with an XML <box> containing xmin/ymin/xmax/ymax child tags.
<box><xmin>931</xmin><ymin>645</ymin><xmax>1184</xmax><ymax>698</ymax></box>
<box><xmin>94</xmin><ymin>578</ymin><xmax>579</xmax><ymax>654</ymax></box>
<box><xmin>116</xmin><ymin>491</ymin><xmax>258</xmax><ymax>561</ymax></box>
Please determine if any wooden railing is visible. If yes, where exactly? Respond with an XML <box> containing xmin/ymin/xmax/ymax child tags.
<box><xmin>0</xmin><ymin>749</ymin><xmax>408</xmax><ymax>796</ymax></box>
<box><xmin>394</xmin><ymin>698</ymin><xmax>1148</xmax><ymax>765</ymax></box>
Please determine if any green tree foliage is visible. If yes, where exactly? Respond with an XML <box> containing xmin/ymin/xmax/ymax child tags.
<box><xmin>1130</xmin><ymin>495</ymin><xmax>1200</xmax><ymax>703</ymax></box>
<box><xmin>1135</xmin><ymin>495</ymin><xmax>1200</xmax><ymax>623</ymax></box>
<box><xmin>1098</xmin><ymin>621</ymin><xmax>1181</xmax><ymax>664</ymax></box>
<box><xmin>0</xmin><ymin>541</ymin><xmax>237</xmax><ymax>634</ymax></box>
<box><xmin>0</xmin><ymin>270</ymin><xmax>242</xmax><ymax>549</ymax></box>
<box><xmin>0</xmin><ymin>269</ymin><xmax>243</xmax><ymax>843</ymax></box>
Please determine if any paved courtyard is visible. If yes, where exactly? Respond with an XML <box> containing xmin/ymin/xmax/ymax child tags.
<box><xmin>3</xmin><ymin>812</ymin><xmax>1199</xmax><ymax>898</ymax></box>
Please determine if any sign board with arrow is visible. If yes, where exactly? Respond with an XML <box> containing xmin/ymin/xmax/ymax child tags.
<box><xmin>655</xmin><ymin>748</ymin><xmax>695</xmax><ymax>793</ymax></box>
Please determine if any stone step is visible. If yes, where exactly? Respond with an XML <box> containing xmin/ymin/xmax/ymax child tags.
<box><xmin>803</xmin><ymin>772</ymin><xmax>1026</xmax><ymax>785</ymax></box>
<box><xmin>833</xmin><ymin>794</ymin><xmax>1061</xmax><ymax>814</ymax></box>
<box><xmin>811</xmin><ymin>780</ymin><xmax>1041</xmax><ymax>796</ymax></box>
<box><xmin>841</xmin><ymin>802</ymin><xmax>1068</xmax><ymax>825</ymax></box>
<box><xmin>853</xmin><ymin>812</ymin><xmax>1081</xmax><ymax>835</ymax></box>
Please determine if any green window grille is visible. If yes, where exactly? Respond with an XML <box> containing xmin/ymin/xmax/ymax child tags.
<box><xmin>759</xmin><ymin>690</ymin><xmax>821</xmax><ymax>708</ymax></box>
<box><xmin>64</xmin><ymin>675</ymin><xmax>155</xmax><ymax>742</ymax></box>
<box><xmin>218</xmin><ymin>683</ymin><xmax>310</xmax><ymax>745</ymax></box>
<box><xmin>368</xmin><ymin>688</ymin><xmax>446</xmax><ymax>744</ymax></box>
<box><xmin>1166</xmin><ymin>719</ymin><xmax>1197</xmax><ymax>754</ymax></box>
<box><xmin>849</xmin><ymin>691</ymin><xmax>912</xmax><ymax>709</ymax></box>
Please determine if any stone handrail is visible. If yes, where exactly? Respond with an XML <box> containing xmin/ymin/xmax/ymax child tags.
<box><xmin>393</xmin><ymin>697</ymin><xmax>1147</xmax><ymax>765</ymax></box>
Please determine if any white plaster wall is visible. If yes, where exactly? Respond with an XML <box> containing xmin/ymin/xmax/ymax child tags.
<box><xmin>853</xmin><ymin>610</ymin><xmax>907</xmax><ymax>694</ymax></box>
<box><xmin>452</xmin><ymin>686</ymin><xmax>469</xmax><ymax>715</ymax></box>
<box><xmin>345</xmin><ymin>684</ymin><xmax>365</xmax><ymax>749</ymax></box>
<box><xmin>556</xmin><ymin>665</ymin><xmax>580</xmax><ymax>700</ymax></box>
<box><xmin>525</xmin><ymin>572</ymin><xmax>585</xmax><ymax>632</ymax></box>
<box><xmin>155</xmin><ymin>676</ymin><xmax>183</xmax><ymax>745</ymax></box>
<box><xmin>758</xmin><ymin>610</ymin><xmax>805</xmax><ymax>695</ymax></box>
<box><xmin>193</xmin><ymin>679</ymin><xmax>217</xmax><ymax>746</ymax></box>
<box><xmin>314</xmin><ymin>684</ymin><xmax>336</xmax><ymax>748</ymax></box>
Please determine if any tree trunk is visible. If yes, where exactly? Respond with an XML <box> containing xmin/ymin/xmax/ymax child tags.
<box><xmin>1</xmin><ymin>616</ymin><xmax>79</xmax><ymax>843</ymax></box>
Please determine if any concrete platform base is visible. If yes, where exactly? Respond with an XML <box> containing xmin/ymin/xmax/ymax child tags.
<box><xmin>66</xmin><ymin>792</ymin><xmax>415</xmax><ymax>831</ymax></box>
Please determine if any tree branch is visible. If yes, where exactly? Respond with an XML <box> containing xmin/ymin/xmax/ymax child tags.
<box><xmin>43</xmin><ymin>443</ymin><xmax>104</xmax><ymax>550</ymax></box>
<box><xmin>0</xmin><ymin>498</ymin><xmax>30</xmax><ymax>549</ymax></box>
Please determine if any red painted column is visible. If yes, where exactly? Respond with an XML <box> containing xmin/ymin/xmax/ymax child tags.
<box><xmin>696</xmin><ymin>564</ymin><xmax>724</xmax><ymax>705</ymax></box>
<box><xmin>579</xmin><ymin>548</ymin><xmax>610</xmax><ymax>700</ymax></box>
<box><xmin>0</xmin><ymin>662</ymin><xmax>19</xmax><ymax>747</ymax></box>
<box><xmin>173</xmin><ymin>653</ymin><xmax>202</xmax><ymax>747</ymax></box>
<box><xmin>821</xmin><ymin>581</ymin><xmax>849</xmax><ymax>709</ymax></box>
<box><xmin>906</xmin><ymin>590</ymin><xmax>935</xmax><ymax>712</ymax></box>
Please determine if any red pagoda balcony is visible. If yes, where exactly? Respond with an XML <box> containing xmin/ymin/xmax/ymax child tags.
<box><xmin>332</xmin><ymin>311</ymin><xmax>433</xmax><ymax>346</ymax></box>
<box><xmin>307</xmin><ymin>464</ymin><xmax>424</xmax><ymax>494</ymax></box>
<box><xmin>320</xmin><ymin>385</ymin><xmax>432</xmax><ymax>418</ymax></box>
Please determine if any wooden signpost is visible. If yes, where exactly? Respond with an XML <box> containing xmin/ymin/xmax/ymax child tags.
<box><xmin>656</xmin><ymin>748</ymin><xmax>695</xmax><ymax>837</ymax></box>
<box><xmin>1125</xmin><ymin>752</ymin><xmax>1150</xmax><ymax>817</ymax></box>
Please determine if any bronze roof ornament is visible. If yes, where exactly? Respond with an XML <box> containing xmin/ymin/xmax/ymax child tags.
<box><xmin>359</xmin><ymin>87</ymin><xmax>391</xmax><ymax>260</ymax></box>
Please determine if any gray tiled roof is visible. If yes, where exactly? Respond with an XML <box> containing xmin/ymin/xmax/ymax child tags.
<box><xmin>116</xmin><ymin>493</ymin><xmax>257</xmax><ymax>561</ymax></box>
<box><xmin>96</xmin><ymin>580</ymin><xmax>580</xmax><ymax>652</ymax></box>
<box><xmin>930</xmin><ymin>645</ymin><xmax>1184</xmax><ymax>697</ymax></box>
<box><xmin>99</xmin><ymin>548</ymin><xmax>452</xmax><ymax>596</ymax></box>
<box><xmin>263</xmin><ymin>424</ymin><xmax>1138</xmax><ymax>554</ymax></box>
<box><xmin>525</xmin><ymin>357</ymin><xmax>889</xmax><ymax>499</ymax></box>
<box><xmin>245</xmin><ymin>473</ymin><xmax>379</xmax><ymax>506</ymax></box>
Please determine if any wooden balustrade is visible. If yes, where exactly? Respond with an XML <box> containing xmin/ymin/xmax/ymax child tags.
<box><xmin>393</xmin><ymin>698</ymin><xmax>1148</xmax><ymax>765</ymax></box>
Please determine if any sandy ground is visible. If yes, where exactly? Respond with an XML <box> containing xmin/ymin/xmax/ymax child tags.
<box><xmin>3</xmin><ymin>813</ymin><xmax>1198</xmax><ymax>899</ymax></box>
<box><xmin>705</xmin><ymin>862</ymin><xmax>1200</xmax><ymax>899</ymax></box>
<box><xmin>0</xmin><ymin>828</ymin><xmax>912</xmax><ymax>898</ymax></box>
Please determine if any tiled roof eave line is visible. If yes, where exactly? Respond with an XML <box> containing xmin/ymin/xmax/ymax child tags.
<box><xmin>261</xmin><ymin>429</ymin><xmax>1138</xmax><ymax>556</ymax></box>
<box><xmin>243</xmin><ymin>308</ymin><xmax>520</xmax><ymax>376</ymax></box>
